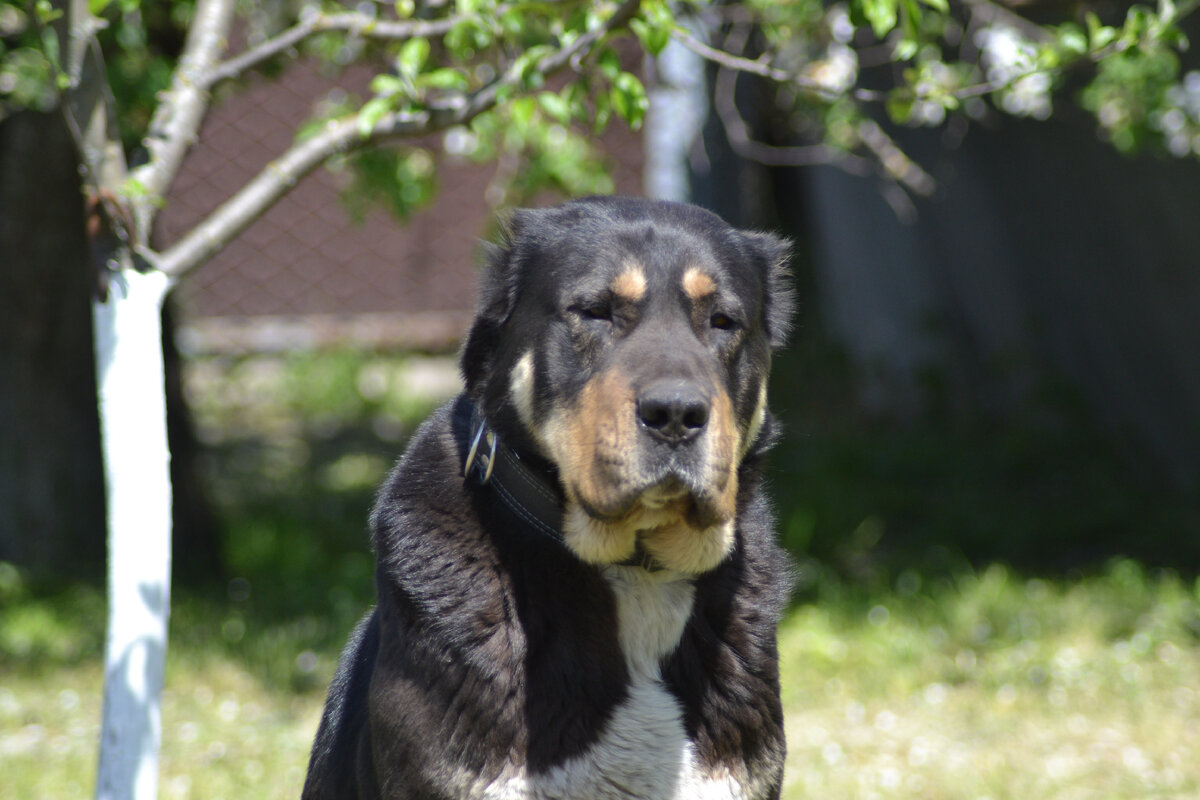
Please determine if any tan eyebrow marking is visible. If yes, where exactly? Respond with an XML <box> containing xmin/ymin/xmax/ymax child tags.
<box><xmin>611</xmin><ymin>264</ymin><xmax>647</xmax><ymax>302</ymax></box>
<box><xmin>682</xmin><ymin>266</ymin><xmax>717</xmax><ymax>300</ymax></box>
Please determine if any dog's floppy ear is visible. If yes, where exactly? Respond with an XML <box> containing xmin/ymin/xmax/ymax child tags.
<box><xmin>743</xmin><ymin>230</ymin><xmax>795</xmax><ymax>349</ymax></box>
<box><xmin>460</xmin><ymin>209</ymin><xmax>540</xmax><ymax>396</ymax></box>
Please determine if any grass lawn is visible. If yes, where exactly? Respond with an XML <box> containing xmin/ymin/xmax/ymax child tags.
<box><xmin>4</xmin><ymin>351</ymin><xmax>1198</xmax><ymax>798</ymax></box>
<box><xmin>3</xmin><ymin>561</ymin><xmax>1198</xmax><ymax>799</ymax></box>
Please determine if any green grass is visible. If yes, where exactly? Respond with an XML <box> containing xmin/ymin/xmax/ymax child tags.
<box><xmin>778</xmin><ymin>561</ymin><xmax>1200</xmax><ymax>798</ymax></box>
<box><xmin>4</xmin><ymin>349</ymin><xmax>1200</xmax><ymax>798</ymax></box>
<box><xmin>3</xmin><ymin>561</ymin><xmax>1199</xmax><ymax>799</ymax></box>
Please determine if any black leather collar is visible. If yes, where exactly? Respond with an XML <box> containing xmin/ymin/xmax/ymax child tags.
<box><xmin>462</xmin><ymin>402</ymin><xmax>663</xmax><ymax>572</ymax></box>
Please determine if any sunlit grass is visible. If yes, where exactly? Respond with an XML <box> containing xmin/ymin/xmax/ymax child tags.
<box><xmin>3</xmin><ymin>561</ymin><xmax>1198</xmax><ymax>799</ymax></box>
<box><xmin>778</xmin><ymin>561</ymin><xmax>1200</xmax><ymax>799</ymax></box>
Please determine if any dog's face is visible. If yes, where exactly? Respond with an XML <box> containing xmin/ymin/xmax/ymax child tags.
<box><xmin>462</xmin><ymin>197</ymin><xmax>793</xmax><ymax>574</ymax></box>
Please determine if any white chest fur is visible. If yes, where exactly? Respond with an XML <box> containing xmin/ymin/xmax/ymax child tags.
<box><xmin>477</xmin><ymin>567</ymin><xmax>748</xmax><ymax>800</ymax></box>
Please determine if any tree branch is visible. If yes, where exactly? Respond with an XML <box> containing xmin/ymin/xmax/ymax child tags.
<box><xmin>129</xmin><ymin>0</ymin><xmax>237</xmax><ymax>241</ymax></box>
<box><xmin>701</xmin><ymin>19</ymin><xmax>933</xmax><ymax>213</ymax></box>
<box><xmin>672</xmin><ymin>26</ymin><xmax>887</xmax><ymax>104</ymax></box>
<box><xmin>201</xmin><ymin>10</ymin><xmax>477</xmax><ymax>89</ymax></box>
<box><xmin>56</xmin><ymin>0</ymin><xmax>135</xmax><ymax>280</ymax></box>
<box><xmin>856</xmin><ymin>117</ymin><xmax>935</xmax><ymax>197</ymax></box>
<box><xmin>154</xmin><ymin>0</ymin><xmax>642</xmax><ymax>279</ymax></box>
<box><xmin>710</xmin><ymin>30</ymin><xmax>870</xmax><ymax>172</ymax></box>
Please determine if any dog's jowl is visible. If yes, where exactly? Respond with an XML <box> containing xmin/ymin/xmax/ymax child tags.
<box><xmin>302</xmin><ymin>197</ymin><xmax>795</xmax><ymax>800</ymax></box>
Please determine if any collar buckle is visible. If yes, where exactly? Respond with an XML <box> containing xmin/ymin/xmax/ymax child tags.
<box><xmin>463</xmin><ymin>417</ymin><xmax>497</xmax><ymax>484</ymax></box>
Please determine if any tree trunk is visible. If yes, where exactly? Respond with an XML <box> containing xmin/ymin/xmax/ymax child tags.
<box><xmin>93</xmin><ymin>267</ymin><xmax>174</xmax><ymax>800</ymax></box>
<box><xmin>0</xmin><ymin>110</ymin><xmax>106</xmax><ymax>577</ymax></box>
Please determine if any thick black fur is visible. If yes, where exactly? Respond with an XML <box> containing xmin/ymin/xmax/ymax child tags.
<box><xmin>303</xmin><ymin>197</ymin><xmax>794</xmax><ymax>799</ymax></box>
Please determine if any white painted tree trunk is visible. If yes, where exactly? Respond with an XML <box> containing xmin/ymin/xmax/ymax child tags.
<box><xmin>92</xmin><ymin>269</ymin><xmax>174</xmax><ymax>800</ymax></box>
<box><xmin>644</xmin><ymin>21</ymin><xmax>707</xmax><ymax>204</ymax></box>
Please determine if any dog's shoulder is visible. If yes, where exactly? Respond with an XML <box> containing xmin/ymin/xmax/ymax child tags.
<box><xmin>370</xmin><ymin>397</ymin><xmax>474</xmax><ymax>556</ymax></box>
<box><xmin>368</xmin><ymin>397</ymin><xmax>518</xmax><ymax>646</ymax></box>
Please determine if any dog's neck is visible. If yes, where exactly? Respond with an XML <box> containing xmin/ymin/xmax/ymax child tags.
<box><xmin>461</xmin><ymin>400</ymin><xmax>664</xmax><ymax>572</ymax></box>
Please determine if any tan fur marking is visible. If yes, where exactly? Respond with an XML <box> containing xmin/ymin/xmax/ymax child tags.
<box><xmin>542</xmin><ymin>369</ymin><xmax>640</xmax><ymax>517</ymax></box>
<box><xmin>682</xmin><ymin>267</ymin><xmax>717</xmax><ymax>300</ymax></box>
<box><xmin>739</xmin><ymin>381</ymin><xmax>769</xmax><ymax>459</ymax></box>
<box><xmin>510</xmin><ymin>351</ymin><xmax>537</xmax><ymax>430</ymax></box>
<box><xmin>641</xmin><ymin>518</ymin><xmax>735</xmax><ymax>575</ymax></box>
<box><xmin>706</xmin><ymin>387</ymin><xmax>740</xmax><ymax>523</ymax></box>
<box><xmin>611</xmin><ymin>266</ymin><xmax>647</xmax><ymax>303</ymax></box>
<box><xmin>562</xmin><ymin>503</ymin><xmax>639</xmax><ymax>564</ymax></box>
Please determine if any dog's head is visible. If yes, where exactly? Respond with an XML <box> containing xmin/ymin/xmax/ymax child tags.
<box><xmin>461</xmin><ymin>197</ymin><xmax>793</xmax><ymax>574</ymax></box>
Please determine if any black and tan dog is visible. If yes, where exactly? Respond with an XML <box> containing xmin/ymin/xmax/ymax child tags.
<box><xmin>303</xmin><ymin>196</ymin><xmax>795</xmax><ymax>799</ymax></box>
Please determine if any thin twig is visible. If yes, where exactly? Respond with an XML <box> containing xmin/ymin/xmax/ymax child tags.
<box><xmin>129</xmin><ymin>0</ymin><xmax>237</xmax><ymax>241</ymax></box>
<box><xmin>711</xmin><ymin>25</ymin><xmax>871</xmax><ymax>172</ymax></box>
<box><xmin>672</xmin><ymin>25</ymin><xmax>887</xmax><ymax>104</ymax></box>
<box><xmin>202</xmin><ymin>10</ymin><xmax>479</xmax><ymax>89</ymax></box>
<box><xmin>856</xmin><ymin>118</ymin><xmax>935</xmax><ymax>196</ymax></box>
<box><xmin>705</xmin><ymin>21</ymin><xmax>933</xmax><ymax>208</ymax></box>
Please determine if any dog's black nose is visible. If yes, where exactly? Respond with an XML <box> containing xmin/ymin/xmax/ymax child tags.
<box><xmin>637</xmin><ymin>380</ymin><xmax>710</xmax><ymax>444</ymax></box>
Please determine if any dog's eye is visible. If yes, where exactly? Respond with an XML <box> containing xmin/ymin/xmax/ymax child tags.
<box><xmin>710</xmin><ymin>313</ymin><xmax>739</xmax><ymax>331</ymax></box>
<box><xmin>573</xmin><ymin>302</ymin><xmax>613</xmax><ymax>323</ymax></box>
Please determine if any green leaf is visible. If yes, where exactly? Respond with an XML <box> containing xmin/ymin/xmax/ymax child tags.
<box><xmin>916</xmin><ymin>0</ymin><xmax>948</xmax><ymax>11</ymax></box>
<box><xmin>397</xmin><ymin>37</ymin><xmax>429</xmax><ymax>78</ymax></box>
<box><xmin>509</xmin><ymin>96</ymin><xmax>537</xmax><ymax>129</ymax></box>
<box><xmin>513</xmin><ymin>45</ymin><xmax>554</xmax><ymax>89</ymax></box>
<box><xmin>1057</xmin><ymin>24</ymin><xmax>1089</xmax><ymax>56</ymax></box>
<box><xmin>33</xmin><ymin>0</ymin><xmax>62</xmax><ymax>25</ymax></box>
<box><xmin>564</xmin><ymin>81</ymin><xmax>591</xmax><ymax>123</ymax></box>
<box><xmin>88</xmin><ymin>0</ymin><xmax>115</xmax><ymax>14</ymax></box>
<box><xmin>894</xmin><ymin>37</ymin><xmax>919</xmax><ymax>61</ymax></box>
<box><xmin>610</xmin><ymin>71</ymin><xmax>648</xmax><ymax>129</ymax></box>
<box><xmin>593</xmin><ymin>86</ymin><xmax>612</xmax><ymax>132</ymax></box>
<box><xmin>1087</xmin><ymin>13</ymin><xmax>1118</xmax><ymax>51</ymax></box>
<box><xmin>118</xmin><ymin>177</ymin><xmax>150</xmax><ymax>198</ymax></box>
<box><xmin>885</xmin><ymin>93</ymin><xmax>915</xmax><ymax>124</ymax></box>
<box><xmin>370</xmin><ymin>74</ymin><xmax>406</xmax><ymax>96</ymax></box>
<box><xmin>630</xmin><ymin>19</ymin><xmax>670</xmax><ymax>56</ymax></box>
<box><xmin>597</xmin><ymin>48</ymin><xmax>621</xmax><ymax>82</ymax></box>
<box><xmin>642</xmin><ymin>0</ymin><xmax>676</xmax><ymax>28</ymax></box>
<box><xmin>415</xmin><ymin>68</ymin><xmax>468</xmax><ymax>91</ymax></box>
<box><xmin>899</xmin><ymin>0</ymin><xmax>922</xmax><ymax>42</ymax></box>
<box><xmin>499</xmin><ymin>7</ymin><xmax>527</xmax><ymax>36</ymax></box>
<box><xmin>119</xmin><ymin>176</ymin><xmax>165</xmax><ymax>208</ymax></box>
<box><xmin>1036</xmin><ymin>43</ymin><xmax>1061</xmax><ymax>70</ymax></box>
<box><xmin>537</xmin><ymin>91</ymin><xmax>571</xmax><ymax>124</ymax></box>
<box><xmin>859</xmin><ymin>0</ymin><xmax>898</xmax><ymax>39</ymax></box>
<box><xmin>445</xmin><ymin>19</ymin><xmax>492</xmax><ymax>56</ymax></box>
<box><xmin>38</xmin><ymin>24</ymin><xmax>58</xmax><ymax>63</ymax></box>
<box><xmin>357</xmin><ymin>96</ymin><xmax>393</xmax><ymax>139</ymax></box>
